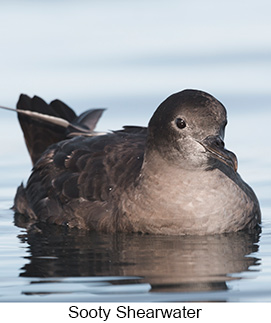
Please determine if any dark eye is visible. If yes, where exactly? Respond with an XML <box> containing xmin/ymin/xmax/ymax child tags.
<box><xmin>175</xmin><ymin>118</ymin><xmax>186</xmax><ymax>129</ymax></box>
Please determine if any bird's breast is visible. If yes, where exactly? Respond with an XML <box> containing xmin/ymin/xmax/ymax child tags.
<box><xmin>120</xmin><ymin>167</ymin><xmax>258</xmax><ymax>235</ymax></box>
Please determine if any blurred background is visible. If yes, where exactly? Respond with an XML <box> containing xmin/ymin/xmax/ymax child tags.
<box><xmin>0</xmin><ymin>0</ymin><xmax>270</xmax><ymax>177</ymax></box>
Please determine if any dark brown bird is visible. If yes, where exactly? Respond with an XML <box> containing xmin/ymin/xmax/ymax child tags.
<box><xmin>7</xmin><ymin>90</ymin><xmax>261</xmax><ymax>234</ymax></box>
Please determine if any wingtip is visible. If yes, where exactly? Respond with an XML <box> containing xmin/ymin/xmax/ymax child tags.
<box><xmin>17</xmin><ymin>93</ymin><xmax>32</xmax><ymax>110</ymax></box>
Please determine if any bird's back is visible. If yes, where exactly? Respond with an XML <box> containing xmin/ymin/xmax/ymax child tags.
<box><xmin>14</xmin><ymin>129</ymin><xmax>146</xmax><ymax>230</ymax></box>
<box><xmin>13</xmin><ymin>94</ymin><xmax>147</xmax><ymax>230</ymax></box>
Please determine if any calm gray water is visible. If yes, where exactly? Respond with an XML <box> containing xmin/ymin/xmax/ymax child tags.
<box><xmin>0</xmin><ymin>0</ymin><xmax>271</xmax><ymax>302</ymax></box>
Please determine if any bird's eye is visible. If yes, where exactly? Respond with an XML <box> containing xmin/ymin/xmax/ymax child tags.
<box><xmin>175</xmin><ymin>118</ymin><xmax>186</xmax><ymax>129</ymax></box>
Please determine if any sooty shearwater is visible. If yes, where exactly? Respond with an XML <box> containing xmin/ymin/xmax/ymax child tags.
<box><xmin>5</xmin><ymin>89</ymin><xmax>261</xmax><ymax>235</ymax></box>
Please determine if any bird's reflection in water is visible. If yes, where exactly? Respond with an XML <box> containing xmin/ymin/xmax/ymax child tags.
<box><xmin>17</xmin><ymin>220</ymin><xmax>261</xmax><ymax>294</ymax></box>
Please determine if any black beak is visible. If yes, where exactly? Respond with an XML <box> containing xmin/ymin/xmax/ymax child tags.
<box><xmin>199</xmin><ymin>135</ymin><xmax>238</xmax><ymax>172</ymax></box>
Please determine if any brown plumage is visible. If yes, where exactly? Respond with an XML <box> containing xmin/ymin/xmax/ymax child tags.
<box><xmin>12</xmin><ymin>90</ymin><xmax>261</xmax><ymax>235</ymax></box>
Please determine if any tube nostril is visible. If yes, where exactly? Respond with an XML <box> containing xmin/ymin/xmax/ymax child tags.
<box><xmin>215</xmin><ymin>138</ymin><xmax>225</xmax><ymax>148</ymax></box>
<box><xmin>201</xmin><ymin>135</ymin><xmax>225</xmax><ymax>150</ymax></box>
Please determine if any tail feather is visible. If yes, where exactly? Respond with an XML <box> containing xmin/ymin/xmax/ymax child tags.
<box><xmin>49</xmin><ymin>99</ymin><xmax>77</xmax><ymax>121</ymax></box>
<box><xmin>73</xmin><ymin>109</ymin><xmax>105</xmax><ymax>132</ymax></box>
<box><xmin>16</xmin><ymin>94</ymin><xmax>105</xmax><ymax>165</ymax></box>
<box><xmin>17</xmin><ymin>94</ymin><xmax>75</xmax><ymax>165</ymax></box>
